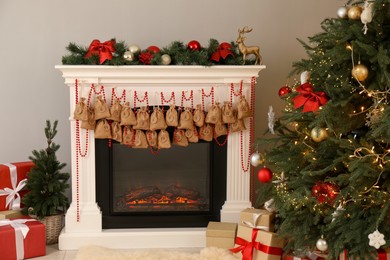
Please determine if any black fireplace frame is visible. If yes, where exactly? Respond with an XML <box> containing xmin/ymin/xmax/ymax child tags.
<box><xmin>95</xmin><ymin>138</ymin><xmax>227</xmax><ymax>229</ymax></box>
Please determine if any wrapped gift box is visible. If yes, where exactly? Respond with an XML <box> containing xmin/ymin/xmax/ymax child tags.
<box><xmin>0</xmin><ymin>217</ymin><xmax>46</xmax><ymax>259</ymax></box>
<box><xmin>206</xmin><ymin>221</ymin><xmax>237</xmax><ymax>249</ymax></box>
<box><xmin>232</xmin><ymin>224</ymin><xmax>284</xmax><ymax>260</ymax></box>
<box><xmin>0</xmin><ymin>210</ymin><xmax>24</xmax><ymax>220</ymax></box>
<box><xmin>0</xmin><ymin>162</ymin><xmax>34</xmax><ymax>211</ymax></box>
<box><xmin>239</xmin><ymin>208</ymin><xmax>275</xmax><ymax>232</ymax></box>
<box><xmin>339</xmin><ymin>247</ymin><xmax>390</xmax><ymax>260</ymax></box>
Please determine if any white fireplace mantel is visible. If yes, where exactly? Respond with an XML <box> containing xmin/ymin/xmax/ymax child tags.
<box><xmin>55</xmin><ymin>65</ymin><xmax>265</xmax><ymax>250</ymax></box>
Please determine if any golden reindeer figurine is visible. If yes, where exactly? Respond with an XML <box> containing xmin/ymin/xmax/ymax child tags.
<box><xmin>236</xmin><ymin>26</ymin><xmax>262</xmax><ymax>65</ymax></box>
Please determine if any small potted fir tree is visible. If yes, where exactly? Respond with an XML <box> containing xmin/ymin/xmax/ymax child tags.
<box><xmin>22</xmin><ymin>120</ymin><xmax>70</xmax><ymax>244</ymax></box>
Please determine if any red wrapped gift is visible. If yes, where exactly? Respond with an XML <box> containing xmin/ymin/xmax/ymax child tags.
<box><xmin>0</xmin><ymin>217</ymin><xmax>46</xmax><ymax>259</ymax></box>
<box><xmin>283</xmin><ymin>255</ymin><xmax>310</xmax><ymax>260</ymax></box>
<box><xmin>0</xmin><ymin>162</ymin><xmax>34</xmax><ymax>211</ymax></box>
<box><xmin>231</xmin><ymin>225</ymin><xmax>284</xmax><ymax>260</ymax></box>
<box><xmin>339</xmin><ymin>247</ymin><xmax>390</xmax><ymax>259</ymax></box>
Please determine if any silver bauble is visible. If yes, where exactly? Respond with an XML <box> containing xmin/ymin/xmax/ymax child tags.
<box><xmin>161</xmin><ymin>54</ymin><xmax>172</xmax><ymax>65</ymax></box>
<box><xmin>129</xmin><ymin>44</ymin><xmax>141</xmax><ymax>54</ymax></box>
<box><xmin>123</xmin><ymin>51</ymin><xmax>135</xmax><ymax>61</ymax></box>
<box><xmin>337</xmin><ymin>6</ymin><xmax>348</xmax><ymax>19</ymax></box>
<box><xmin>250</xmin><ymin>152</ymin><xmax>264</xmax><ymax>167</ymax></box>
<box><xmin>316</xmin><ymin>237</ymin><xmax>328</xmax><ymax>252</ymax></box>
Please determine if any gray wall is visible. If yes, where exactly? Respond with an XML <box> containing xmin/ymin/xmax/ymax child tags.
<box><xmin>0</xmin><ymin>0</ymin><xmax>343</xmax><ymax>171</ymax></box>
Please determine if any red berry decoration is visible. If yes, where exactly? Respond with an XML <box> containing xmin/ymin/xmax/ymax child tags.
<box><xmin>139</xmin><ymin>51</ymin><xmax>153</xmax><ymax>65</ymax></box>
<box><xmin>257</xmin><ymin>167</ymin><xmax>273</xmax><ymax>183</ymax></box>
<box><xmin>147</xmin><ymin>45</ymin><xmax>161</xmax><ymax>54</ymax></box>
<box><xmin>187</xmin><ymin>40</ymin><xmax>201</xmax><ymax>51</ymax></box>
<box><xmin>278</xmin><ymin>85</ymin><xmax>292</xmax><ymax>97</ymax></box>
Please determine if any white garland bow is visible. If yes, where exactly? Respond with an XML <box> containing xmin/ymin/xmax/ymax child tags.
<box><xmin>0</xmin><ymin>163</ymin><xmax>28</xmax><ymax>210</ymax></box>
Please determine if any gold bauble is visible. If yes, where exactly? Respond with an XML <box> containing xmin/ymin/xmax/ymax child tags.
<box><xmin>311</xmin><ymin>127</ymin><xmax>328</xmax><ymax>143</ymax></box>
<box><xmin>352</xmin><ymin>64</ymin><xmax>368</xmax><ymax>81</ymax></box>
<box><xmin>348</xmin><ymin>6</ymin><xmax>362</xmax><ymax>20</ymax></box>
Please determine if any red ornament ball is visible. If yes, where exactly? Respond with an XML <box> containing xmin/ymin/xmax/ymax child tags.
<box><xmin>147</xmin><ymin>46</ymin><xmax>161</xmax><ymax>54</ymax></box>
<box><xmin>187</xmin><ymin>40</ymin><xmax>201</xmax><ymax>51</ymax></box>
<box><xmin>278</xmin><ymin>85</ymin><xmax>292</xmax><ymax>97</ymax></box>
<box><xmin>257</xmin><ymin>167</ymin><xmax>273</xmax><ymax>183</ymax></box>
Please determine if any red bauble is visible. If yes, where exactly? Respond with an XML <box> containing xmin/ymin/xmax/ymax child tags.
<box><xmin>257</xmin><ymin>167</ymin><xmax>273</xmax><ymax>183</ymax></box>
<box><xmin>278</xmin><ymin>85</ymin><xmax>292</xmax><ymax>97</ymax></box>
<box><xmin>147</xmin><ymin>46</ymin><xmax>161</xmax><ymax>54</ymax></box>
<box><xmin>139</xmin><ymin>51</ymin><xmax>153</xmax><ymax>65</ymax></box>
<box><xmin>187</xmin><ymin>40</ymin><xmax>201</xmax><ymax>51</ymax></box>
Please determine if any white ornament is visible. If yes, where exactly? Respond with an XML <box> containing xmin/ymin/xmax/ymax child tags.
<box><xmin>337</xmin><ymin>6</ymin><xmax>348</xmax><ymax>19</ymax></box>
<box><xmin>161</xmin><ymin>54</ymin><xmax>172</xmax><ymax>65</ymax></box>
<box><xmin>264</xmin><ymin>198</ymin><xmax>276</xmax><ymax>212</ymax></box>
<box><xmin>361</xmin><ymin>1</ymin><xmax>374</xmax><ymax>34</ymax></box>
<box><xmin>129</xmin><ymin>44</ymin><xmax>141</xmax><ymax>54</ymax></box>
<box><xmin>250</xmin><ymin>152</ymin><xmax>263</xmax><ymax>167</ymax></box>
<box><xmin>268</xmin><ymin>105</ymin><xmax>275</xmax><ymax>135</ymax></box>
<box><xmin>316</xmin><ymin>237</ymin><xmax>328</xmax><ymax>252</ymax></box>
<box><xmin>368</xmin><ymin>229</ymin><xmax>386</xmax><ymax>249</ymax></box>
<box><xmin>300</xmin><ymin>71</ymin><xmax>311</xmax><ymax>84</ymax></box>
<box><xmin>331</xmin><ymin>204</ymin><xmax>345</xmax><ymax>222</ymax></box>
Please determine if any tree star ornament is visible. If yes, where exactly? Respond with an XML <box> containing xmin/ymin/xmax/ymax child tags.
<box><xmin>368</xmin><ymin>229</ymin><xmax>386</xmax><ymax>249</ymax></box>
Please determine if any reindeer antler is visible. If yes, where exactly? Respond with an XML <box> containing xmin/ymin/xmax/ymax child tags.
<box><xmin>242</xmin><ymin>26</ymin><xmax>253</xmax><ymax>33</ymax></box>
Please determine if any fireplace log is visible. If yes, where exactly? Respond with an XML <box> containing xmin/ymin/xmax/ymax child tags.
<box><xmin>125</xmin><ymin>186</ymin><xmax>162</xmax><ymax>201</ymax></box>
<box><xmin>164</xmin><ymin>185</ymin><xmax>200</xmax><ymax>200</ymax></box>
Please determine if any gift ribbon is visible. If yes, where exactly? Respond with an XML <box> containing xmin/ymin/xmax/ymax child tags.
<box><xmin>292</xmin><ymin>82</ymin><xmax>328</xmax><ymax>113</ymax></box>
<box><xmin>230</xmin><ymin>228</ymin><xmax>283</xmax><ymax>260</ymax></box>
<box><xmin>85</xmin><ymin>39</ymin><xmax>116</xmax><ymax>64</ymax></box>
<box><xmin>211</xmin><ymin>42</ymin><xmax>233</xmax><ymax>62</ymax></box>
<box><xmin>242</xmin><ymin>212</ymin><xmax>270</xmax><ymax>231</ymax></box>
<box><xmin>0</xmin><ymin>163</ymin><xmax>27</xmax><ymax>210</ymax></box>
<box><xmin>378</xmin><ymin>248</ymin><xmax>387</xmax><ymax>260</ymax></box>
<box><xmin>0</xmin><ymin>219</ymin><xmax>36</xmax><ymax>259</ymax></box>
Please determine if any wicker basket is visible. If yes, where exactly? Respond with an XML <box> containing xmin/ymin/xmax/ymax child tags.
<box><xmin>41</xmin><ymin>214</ymin><xmax>64</xmax><ymax>245</ymax></box>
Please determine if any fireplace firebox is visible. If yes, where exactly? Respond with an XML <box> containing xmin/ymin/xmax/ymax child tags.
<box><xmin>96</xmin><ymin>137</ymin><xmax>227</xmax><ymax>229</ymax></box>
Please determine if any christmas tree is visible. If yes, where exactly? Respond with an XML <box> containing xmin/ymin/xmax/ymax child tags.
<box><xmin>22</xmin><ymin>120</ymin><xmax>70</xmax><ymax>219</ymax></box>
<box><xmin>257</xmin><ymin>0</ymin><xmax>390</xmax><ymax>258</ymax></box>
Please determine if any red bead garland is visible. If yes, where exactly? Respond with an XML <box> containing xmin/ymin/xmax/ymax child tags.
<box><xmin>201</xmin><ymin>87</ymin><xmax>215</xmax><ymax>111</ymax></box>
<box><xmin>134</xmin><ymin>91</ymin><xmax>149</xmax><ymax>108</ymax></box>
<box><xmin>213</xmin><ymin>127</ymin><xmax>229</xmax><ymax>146</ymax></box>
<box><xmin>160</xmin><ymin>92</ymin><xmax>176</xmax><ymax>111</ymax></box>
<box><xmin>111</xmin><ymin>88</ymin><xmax>127</xmax><ymax>105</ymax></box>
<box><xmin>180</xmin><ymin>90</ymin><xmax>194</xmax><ymax>110</ymax></box>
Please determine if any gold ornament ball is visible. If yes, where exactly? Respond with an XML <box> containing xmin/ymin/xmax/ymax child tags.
<box><xmin>347</xmin><ymin>6</ymin><xmax>362</xmax><ymax>20</ymax></box>
<box><xmin>161</xmin><ymin>54</ymin><xmax>172</xmax><ymax>65</ymax></box>
<box><xmin>311</xmin><ymin>127</ymin><xmax>328</xmax><ymax>143</ymax></box>
<box><xmin>123</xmin><ymin>51</ymin><xmax>135</xmax><ymax>61</ymax></box>
<box><xmin>352</xmin><ymin>64</ymin><xmax>368</xmax><ymax>81</ymax></box>
<box><xmin>129</xmin><ymin>44</ymin><xmax>141</xmax><ymax>54</ymax></box>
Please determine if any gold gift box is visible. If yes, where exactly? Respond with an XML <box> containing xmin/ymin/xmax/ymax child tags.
<box><xmin>206</xmin><ymin>221</ymin><xmax>237</xmax><ymax>249</ymax></box>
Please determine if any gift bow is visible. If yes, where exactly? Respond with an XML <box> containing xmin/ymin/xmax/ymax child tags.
<box><xmin>242</xmin><ymin>212</ymin><xmax>270</xmax><ymax>232</ymax></box>
<box><xmin>0</xmin><ymin>163</ymin><xmax>27</xmax><ymax>210</ymax></box>
<box><xmin>230</xmin><ymin>228</ymin><xmax>283</xmax><ymax>260</ymax></box>
<box><xmin>85</xmin><ymin>39</ymin><xmax>116</xmax><ymax>64</ymax></box>
<box><xmin>0</xmin><ymin>219</ymin><xmax>36</xmax><ymax>260</ymax></box>
<box><xmin>211</xmin><ymin>42</ymin><xmax>233</xmax><ymax>62</ymax></box>
<box><xmin>292</xmin><ymin>82</ymin><xmax>328</xmax><ymax>112</ymax></box>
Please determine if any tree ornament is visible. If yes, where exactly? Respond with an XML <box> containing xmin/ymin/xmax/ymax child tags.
<box><xmin>316</xmin><ymin>237</ymin><xmax>328</xmax><ymax>252</ymax></box>
<box><xmin>139</xmin><ymin>51</ymin><xmax>153</xmax><ymax>65</ymax></box>
<box><xmin>123</xmin><ymin>51</ymin><xmax>135</xmax><ymax>61</ymax></box>
<box><xmin>348</xmin><ymin>6</ymin><xmax>363</xmax><ymax>20</ymax></box>
<box><xmin>129</xmin><ymin>44</ymin><xmax>141</xmax><ymax>54</ymax></box>
<box><xmin>257</xmin><ymin>167</ymin><xmax>273</xmax><ymax>183</ymax></box>
<box><xmin>147</xmin><ymin>46</ymin><xmax>161</xmax><ymax>54</ymax></box>
<box><xmin>337</xmin><ymin>6</ymin><xmax>348</xmax><ymax>19</ymax></box>
<box><xmin>368</xmin><ymin>229</ymin><xmax>386</xmax><ymax>249</ymax></box>
<box><xmin>311</xmin><ymin>182</ymin><xmax>339</xmax><ymax>205</ymax></box>
<box><xmin>311</xmin><ymin>127</ymin><xmax>328</xmax><ymax>142</ymax></box>
<box><xmin>352</xmin><ymin>63</ymin><xmax>368</xmax><ymax>81</ymax></box>
<box><xmin>278</xmin><ymin>85</ymin><xmax>292</xmax><ymax>97</ymax></box>
<box><xmin>161</xmin><ymin>54</ymin><xmax>172</xmax><ymax>65</ymax></box>
<box><xmin>300</xmin><ymin>71</ymin><xmax>311</xmax><ymax>84</ymax></box>
<box><xmin>361</xmin><ymin>1</ymin><xmax>374</xmax><ymax>34</ymax></box>
<box><xmin>268</xmin><ymin>106</ymin><xmax>275</xmax><ymax>135</ymax></box>
<box><xmin>331</xmin><ymin>204</ymin><xmax>345</xmax><ymax>222</ymax></box>
<box><xmin>250</xmin><ymin>152</ymin><xmax>265</xmax><ymax>167</ymax></box>
<box><xmin>187</xmin><ymin>40</ymin><xmax>201</xmax><ymax>51</ymax></box>
<box><xmin>293</xmin><ymin>82</ymin><xmax>329</xmax><ymax>113</ymax></box>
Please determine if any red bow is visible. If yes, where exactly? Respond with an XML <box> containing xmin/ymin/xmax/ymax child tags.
<box><xmin>293</xmin><ymin>82</ymin><xmax>328</xmax><ymax>112</ymax></box>
<box><xmin>85</xmin><ymin>39</ymin><xmax>116</xmax><ymax>64</ymax></box>
<box><xmin>230</xmin><ymin>229</ymin><xmax>283</xmax><ymax>260</ymax></box>
<box><xmin>211</xmin><ymin>42</ymin><xmax>234</xmax><ymax>62</ymax></box>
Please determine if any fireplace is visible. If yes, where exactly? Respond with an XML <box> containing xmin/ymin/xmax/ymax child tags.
<box><xmin>55</xmin><ymin>65</ymin><xmax>265</xmax><ymax>250</ymax></box>
<box><xmin>96</xmin><ymin>138</ymin><xmax>227</xmax><ymax>228</ymax></box>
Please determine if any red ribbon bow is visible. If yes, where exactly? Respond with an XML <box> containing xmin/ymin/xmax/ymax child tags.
<box><xmin>85</xmin><ymin>39</ymin><xmax>116</xmax><ymax>64</ymax></box>
<box><xmin>292</xmin><ymin>82</ymin><xmax>328</xmax><ymax>112</ymax></box>
<box><xmin>211</xmin><ymin>42</ymin><xmax>234</xmax><ymax>62</ymax></box>
<box><xmin>230</xmin><ymin>229</ymin><xmax>283</xmax><ymax>260</ymax></box>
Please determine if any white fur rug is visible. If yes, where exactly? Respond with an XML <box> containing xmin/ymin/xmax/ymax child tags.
<box><xmin>75</xmin><ymin>245</ymin><xmax>238</xmax><ymax>260</ymax></box>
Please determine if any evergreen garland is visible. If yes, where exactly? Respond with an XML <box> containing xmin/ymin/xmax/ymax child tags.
<box><xmin>62</xmin><ymin>38</ymin><xmax>255</xmax><ymax>66</ymax></box>
<box><xmin>22</xmin><ymin>120</ymin><xmax>70</xmax><ymax>219</ymax></box>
